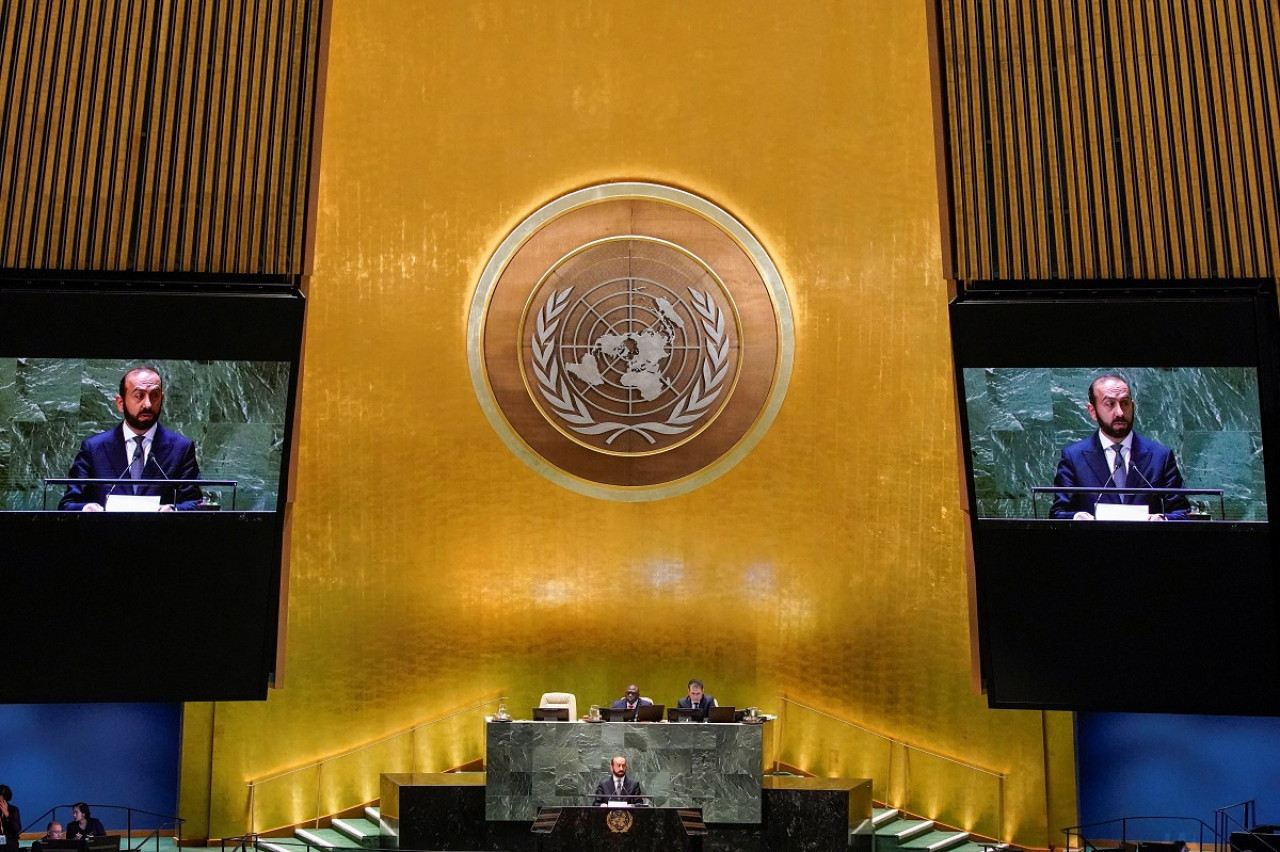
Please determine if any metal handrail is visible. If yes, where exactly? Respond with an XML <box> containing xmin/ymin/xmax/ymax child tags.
<box><xmin>20</xmin><ymin>804</ymin><xmax>184</xmax><ymax>850</ymax></box>
<box><xmin>245</xmin><ymin>696</ymin><xmax>499</xmax><ymax>834</ymax></box>
<box><xmin>776</xmin><ymin>696</ymin><xmax>1006</xmax><ymax>839</ymax></box>
<box><xmin>1063</xmin><ymin>815</ymin><xmax>1219</xmax><ymax>852</ymax></box>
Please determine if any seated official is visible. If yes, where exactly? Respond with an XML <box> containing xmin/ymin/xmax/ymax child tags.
<box><xmin>676</xmin><ymin>678</ymin><xmax>716</xmax><ymax>715</ymax></box>
<box><xmin>592</xmin><ymin>755</ymin><xmax>644</xmax><ymax>805</ymax></box>
<box><xmin>609</xmin><ymin>684</ymin><xmax>653</xmax><ymax>710</ymax></box>
<box><xmin>66</xmin><ymin>804</ymin><xmax>105</xmax><ymax>840</ymax></box>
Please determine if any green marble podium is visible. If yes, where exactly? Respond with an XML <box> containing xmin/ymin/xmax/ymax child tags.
<box><xmin>485</xmin><ymin>720</ymin><xmax>765</xmax><ymax>823</ymax></box>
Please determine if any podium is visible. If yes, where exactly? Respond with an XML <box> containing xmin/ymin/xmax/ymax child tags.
<box><xmin>532</xmin><ymin>806</ymin><xmax>707</xmax><ymax>851</ymax></box>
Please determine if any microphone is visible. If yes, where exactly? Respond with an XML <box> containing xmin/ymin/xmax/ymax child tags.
<box><xmin>1097</xmin><ymin>459</ymin><xmax>1117</xmax><ymax>511</ymax></box>
<box><xmin>1128</xmin><ymin>463</ymin><xmax>1166</xmax><ymax>515</ymax></box>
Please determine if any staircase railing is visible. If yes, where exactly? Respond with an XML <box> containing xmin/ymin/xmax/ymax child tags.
<box><xmin>19</xmin><ymin>804</ymin><xmax>183</xmax><ymax>851</ymax></box>
<box><xmin>245</xmin><ymin>697</ymin><xmax>498</xmax><ymax>835</ymax></box>
<box><xmin>1063</xmin><ymin>816</ymin><xmax>1219</xmax><ymax>852</ymax></box>
<box><xmin>1215</xmin><ymin>800</ymin><xmax>1261</xmax><ymax>852</ymax></box>
<box><xmin>774</xmin><ymin>696</ymin><xmax>1007</xmax><ymax>840</ymax></box>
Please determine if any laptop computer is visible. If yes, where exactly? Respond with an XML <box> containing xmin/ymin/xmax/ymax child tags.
<box><xmin>707</xmin><ymin>705</ymin><xmax>739</xmax><ymax>723</ymax></box>
<box><xmin>602</xmin><ymin>704</ymin><xmax>665</xmax><ymax>722</ymax></box>
<box><xmin>636</xmin><ymin>703</ymin><xmax>664</xmax><ymax>722</ymax></box>
<box><xmin>531</xmin><ymin>706</ymin><xmax>569</xmax><ymax>721</ymax></box>
<box><xmin>668</xmin><ymin>706</ymin><xmax>707</xmax><ymax>722</ymax></box>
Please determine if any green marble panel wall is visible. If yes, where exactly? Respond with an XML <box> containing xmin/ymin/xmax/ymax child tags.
<box><xmin>963</xmin><ymin>367</ymin><xmax>1268</xmax><ymax>521</ymax></box>
<box><xmin>0</xmin><ymin>358</ymin><xmax>291</xmax><ymax>511</ymax></box>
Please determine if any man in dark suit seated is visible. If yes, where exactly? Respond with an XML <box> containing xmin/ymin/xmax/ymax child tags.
<box><xmin>609</xmin><ymin>684</ymin><xmax>652</xmax><ymax>710</ymax></box>
<box><xmin>675</xmin><ymin>678</ymin><xmax>716</xmax><ymax>716</ymax></box>
<box><xmin>59</xmin><ymin>367</ymin><xmax>202</xmax><ymax>512</ymax></box>
<box><xmin>592</xmin><ymin>755</ymin><xmax>644</xmax><ymax>806</ymax></box>
<box><xmin>1051</xmin><ymin>374</ymin><xmax>1189</xmax><ymax>521</ymax></box>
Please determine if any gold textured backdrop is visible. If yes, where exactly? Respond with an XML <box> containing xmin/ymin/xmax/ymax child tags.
<box><xmin>180</xmin><ymin>1</ymin><xmax>1076</xmax><ymax>847</ymax></box>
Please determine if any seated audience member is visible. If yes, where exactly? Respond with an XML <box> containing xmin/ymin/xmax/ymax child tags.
<box><xmin>66</xmin><ymin>804</ymin><xmax>105</xmax><ymax>840</ymax></box>
<box><xmin>32</xmin><ymin>821</ymin><xmax>63</xmax><ymax>852</ymax></box>
<box><xmin>0</xmin><ymin>787</ymin><xmax>19</xmax><ymax>852</ymax></box>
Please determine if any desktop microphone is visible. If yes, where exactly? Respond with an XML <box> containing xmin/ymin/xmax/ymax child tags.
<box><xmin>1128</xmin><ymin>463</ymin><xmax>1166</xmax><ymax>515</ymax></box>
<box><xmin>1097</xmin><ymin>463</ymin><xmax>1117</xmax><ymax>510</ymax></box>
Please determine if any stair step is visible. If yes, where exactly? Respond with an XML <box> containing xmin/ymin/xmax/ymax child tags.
<box><xmin>902</xmin><ymin>829</ymin><xmax>973</xmax><ymax>851</ymax></box>
<box><xmin>294</xmin><ymin>828</ymin><xmax>351</xmax><ymax>849</ymax></box>
<box><xmin>363</xmin><ymin>806</ymin><xmax>380</xmax><ymax>824</ymax></box>
<box><xmin>878</xmin><ymin>819</ymin><xmax>936</xmax><ymax>840</ymax></box>
<box><xmin>947</xmin><ymin>843</ymin><xmax>1005</xmax><ymax>852</ymax></box>
<box><xmin>330</xmin><ymin>818</ymin><xmax>381</xmax><ymax>848</ymax></box>
<box><xmin>259</xmin><ymin>841</ymin><xmax>303</xmax><ymax>852</ymax></box>
<box><xmin>873</xmin><ymin>807</ymin><xmax>902</xmax><ymax>827</ymax></box>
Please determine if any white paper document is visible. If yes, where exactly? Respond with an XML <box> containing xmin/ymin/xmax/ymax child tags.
<box><xmin>105</xmin><ymin>494</ymin><xmax>163</xmax><ymax>512</ymax></box>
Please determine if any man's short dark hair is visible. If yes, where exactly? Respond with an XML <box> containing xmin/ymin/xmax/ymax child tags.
<box><xmin>1088</xmin><ymin>374</ymin><xmax>1129</xmax><ymax>406</ymax></box>
<box><xmin>687</xmin><ymin>678</ymin><xmax>704</xmax><ymax>689</ymax></box>
<box><xmin>119</xmin><ymin>367</ymin><xmax>163</xmax><ymax>397</ymax></box>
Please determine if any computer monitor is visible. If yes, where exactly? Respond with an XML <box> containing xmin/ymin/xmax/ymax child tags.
<box><xmin>85</xmin><ymin>838</ymin><xmax>121</xmax><ymax>852</ymax></box>
<box><xmin>707</xmin><ymin>706</ymin><xmax>739</xmax><ymax>723</ymax></box>
<box><xmin>668</xmin><ymin>706</ymin><xmax>706</xmax><ymax>722</ymax></box>
<box><xmin>635</xmin><ymin>703</ymin><xmax>664</xmax><ymax>722</ymax></box>
<box><xmin>602</xmin><ymin>704</ymin><xmax>665</xmax><ymax>722</ymax></box>
<box><xmin>35</xmin><ymin>841</ymin><xmax>86</xmax><ymax>852</ymax></box>
<box><xmin>531</xmin><ymin>707</ymin><xmax>569</xmax><ymax>721</ymax></box>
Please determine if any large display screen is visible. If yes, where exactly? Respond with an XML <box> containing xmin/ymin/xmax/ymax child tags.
<box><xmin>962</xmin><ymin>366</ymin><xmax>1267</xmax><ymax>522</ymax></box>
<box><xmin>2</xmin><ymin>358</ymin><xmax>290</xmax><ymax>512</ymax></box>
<box><xmin>950</xmin><ymin>288</ymin><xmax>1280</xmax><ymax>714</ymax></box>
<box><xmin>0</xmin><ymin>284</ymin><xmax>304</xmax><ymax>702</ymax></box>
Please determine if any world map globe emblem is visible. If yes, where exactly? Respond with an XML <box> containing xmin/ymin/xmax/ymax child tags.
<box><xmin>471</xmin><ymin>182</ymin><xmax>792</xmax><ymax>499</ymax></box>
<box><xmin>524</xmin><ymin>238</ymin><xmax>739</xmax><ymax>454</ymax></box>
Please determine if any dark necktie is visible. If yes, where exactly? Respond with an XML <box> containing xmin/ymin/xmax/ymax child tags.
<box><xmin>1111</xmin><ymin>443</ymin><xmax>1127</xmax><ymax>502</ymax></box>
<box><xmin>130</xmin><ymin>436</ymin><xmax>146</xmax><ymax>494</ymax></box>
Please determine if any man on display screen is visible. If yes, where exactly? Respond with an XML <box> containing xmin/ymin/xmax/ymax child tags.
<box><xmin>1051</xmin><ymin>374</ymin><xmax>1189</xmax><ymax>521</ymax></box>
<box><xmin>59</xmin><ymin>366</ymin><xmax>202</xmax><ymax>512</ymax></box>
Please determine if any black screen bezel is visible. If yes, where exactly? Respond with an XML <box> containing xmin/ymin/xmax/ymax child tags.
<box><xmin>950</xmin><ymin>286</ymin><xmax>1280</xmax><ymax>713</ymax></box>
<box><xmin>0</xmin><ymin>285</ymin><xmax>304</xmax><ymax>702</ymax></box>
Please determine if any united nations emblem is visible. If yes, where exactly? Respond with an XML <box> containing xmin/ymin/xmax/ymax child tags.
<box><xmin>605</xmin><ymin>808</ymin><xmax>634</xmax><ymax>833</ymax></box>
<box><xmin>525</xmin><ymin>238</ymin><xmax>737</xmax><ymax>454</ymax></box>
<box><xmin>469</xmin><ymin>183</ymin><xmax>792</xmax><ymax>500</ymax></box>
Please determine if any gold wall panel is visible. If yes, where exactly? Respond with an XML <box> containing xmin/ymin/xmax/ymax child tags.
<box><xmin>0</xmin><ymin>0</ymin><xmax>323</xmax><ymax>274</ymax></box>
<box><xmin>932</xmin><ymin>0</ymin><xmax>1280</xmax><ymax>282</ymax></box>
<box><xmin>180</xmin><ymin>1</ymin><xmax>1075</xmax><ymax>847</ymax></box>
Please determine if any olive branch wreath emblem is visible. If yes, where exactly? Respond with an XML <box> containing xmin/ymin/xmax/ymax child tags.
<box><xmin>531</xmin><ymin>287</ymin><xmax>729</xmax><ymax>445</ymax></box>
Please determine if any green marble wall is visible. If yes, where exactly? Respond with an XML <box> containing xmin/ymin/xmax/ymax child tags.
<box><xmin>963</xmin><ymin>367</ymin><xmax>1268</xmax><ymax>521</ymax></box>
<box><xmin>0</xmin><ymin>358</ymin><xmax>291</xmax><ymax>511</ymax></box>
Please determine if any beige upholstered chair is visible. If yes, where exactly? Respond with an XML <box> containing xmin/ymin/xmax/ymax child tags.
<box><xmin>539</xmin><ymin>691</ymin><xmax>577</xmax><ymax>719</ymax></box>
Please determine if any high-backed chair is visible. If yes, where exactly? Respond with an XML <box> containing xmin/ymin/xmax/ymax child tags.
<box><xmin>539</xmin><ymin>691</ymin><xmax>577</xmax><ymax>720</ymax></box>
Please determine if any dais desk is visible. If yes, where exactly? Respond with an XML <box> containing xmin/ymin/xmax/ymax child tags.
<box><xmin>485</xmin><ymin>719</ymin><xmax>765</xmax><ymax>823</ymax></box>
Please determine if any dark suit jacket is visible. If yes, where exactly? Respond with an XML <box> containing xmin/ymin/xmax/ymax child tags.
<box><xmin>1051</xmin><ymin>431</ymin><xmax>1189</xmax><ymax>519</ymax></box>
<box><xmin>676</xmin><ymin>694</ymin><xmax>716</xmax><ymax>711</ymax></box>
<box><xmin>609</xmin><ymin>697</ymin><xmax>653</xmax><ymax>709</ymax></box>
<box><xmin>592</xmin><ymin>775</ymin><xmax>644</xmax><ymax>805</ymax></box>
<box><xmin>0</xmin><ymin>803</ymin><xmax>20</xmax><ymax>851</ymax></box>
<box><xmin>66</xmin><ymin>817</ymin><xmax>105</xmax><ymax>840</ymax></box>
<box><xmin>59</xmin><ymin>424</ymin><xmax>202</xmax><ymax>511</ymax></box>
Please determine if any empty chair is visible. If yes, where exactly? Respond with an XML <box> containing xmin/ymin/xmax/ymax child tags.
<box><xmin>539</xmin><ymin>691</ymin><xmax>578</xmax><ymax>720</ymax></box>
